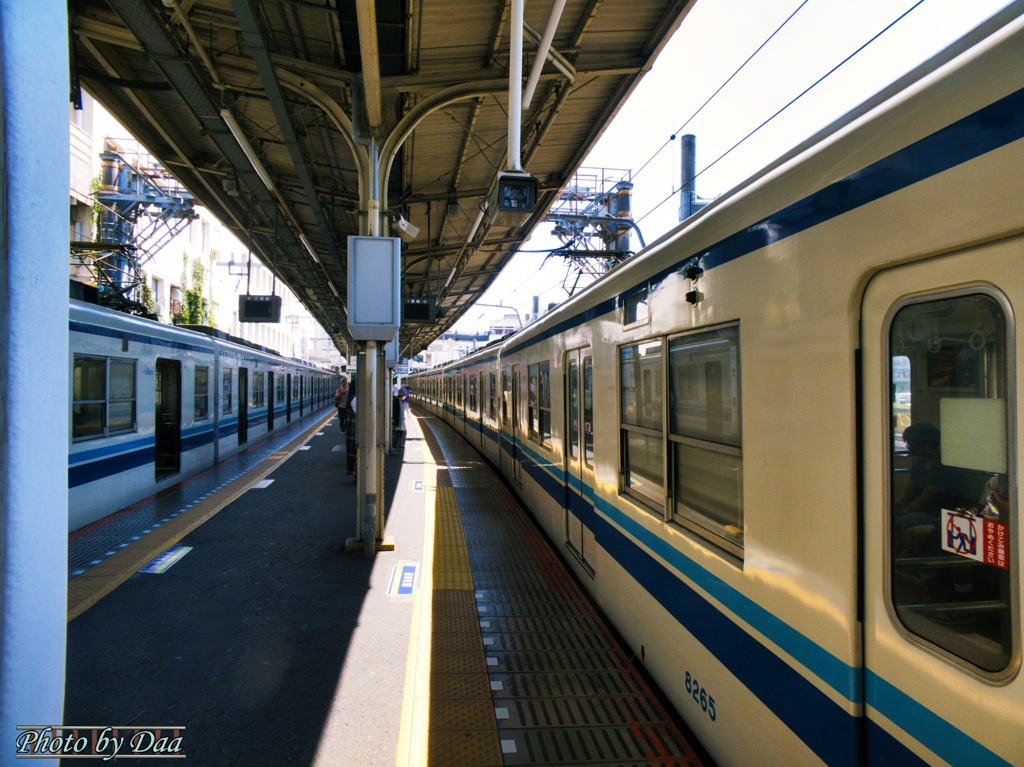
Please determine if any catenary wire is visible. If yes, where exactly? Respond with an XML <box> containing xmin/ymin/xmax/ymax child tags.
<box><xmin>635</xmin><ymin>0</ymin><xmax>930</xmax><ymax>225</ymax></box>
<box><xmin>632</xmin><ymin>0</ymin><xmax>811</xmax><ymax>182</ymax></box>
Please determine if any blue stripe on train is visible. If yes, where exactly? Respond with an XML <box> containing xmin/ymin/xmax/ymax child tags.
<box><xmin>500</xmin><ymin>429</ymin><xmax>1004</xmax><ymax>766</ymax></box>
<box><xmin>69</xmin><ymin>444</ymin><xmax>154</xmax><ymax>488</ymax></box>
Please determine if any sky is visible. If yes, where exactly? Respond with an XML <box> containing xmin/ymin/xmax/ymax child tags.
<box><xmin>452</xmin><ymin>0</ymin><xmax>1013</xmax><ymax>334</ymax></box>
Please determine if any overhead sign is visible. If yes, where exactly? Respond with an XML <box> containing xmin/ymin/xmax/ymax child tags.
<box><xmin>347</xmin><ymin>236</ymin><xmax>401</xmax><ymax>341</ymax></box>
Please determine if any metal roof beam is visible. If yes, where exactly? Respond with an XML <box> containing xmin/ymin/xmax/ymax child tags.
<box><xmin>231</xmin><ymin>0</ymin><xmax>344</xmax><ymax>275</ymax></box>
<box><xmin>355</xmin><ymin>0</ymin><xmax>383</xmax><ymax>131</ymax></box>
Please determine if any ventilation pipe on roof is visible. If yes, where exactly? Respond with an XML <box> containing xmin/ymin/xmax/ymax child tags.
<box><xmin>678</xmin><ymin>134</ymin><xmax>711</xmax><ymax>222</ymax></box>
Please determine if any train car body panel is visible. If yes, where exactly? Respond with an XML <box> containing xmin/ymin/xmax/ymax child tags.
<box><xmin>408</xmin><ymin>13</ymin><xmax>1024</xmax><ymax>765</ymax></box>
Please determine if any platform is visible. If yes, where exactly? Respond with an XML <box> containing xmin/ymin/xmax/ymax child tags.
<box><xmin>64</xmin><ymin>408</ymin><xmax>708</xmax><ymax>766</ymax></box>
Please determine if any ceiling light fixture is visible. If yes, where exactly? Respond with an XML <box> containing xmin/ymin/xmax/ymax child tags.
<box><xmin>220</xmin><ymin>108</ymin><xmax>275</xmax><ymax>193</ymax></box>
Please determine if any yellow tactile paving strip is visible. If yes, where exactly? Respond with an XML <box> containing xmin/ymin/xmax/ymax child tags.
<box><xmin>396</xmin><ymin>415</ymin><xmax>503</xmax><ymax>767</ymax></box>
<box><xmin>66</xmin><ymin>413</ymin><xmax>335</xmax><ymax>621</ymax></box>
<box><xmin>399</xmin><ymin>411</ymin><xmax>707</xmax><ymax>767</ymax></box>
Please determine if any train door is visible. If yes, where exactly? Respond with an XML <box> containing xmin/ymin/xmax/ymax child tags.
<box><xmin>564</xmin><ymin>348</ymin><xmax>595</xmax><ymax>571</ymax></box>
<box><xmin>154</xmin><ymin>359</ymin><xmax>181</xmax><ymax>479</ymax></box>
<box><xmin>861</xmin><ymin>244</ymin><xmax>1021</xmax><ymax>766</ymax></box>
<box><xmin>479</xmin><ymin>372</ymin><xmax>486</xmax><ymax>448</ymax></box>
<box><xmin>238</xmin><ymin>367</ymin><xmax>249</xmax><ymax>444</ymax></box>
<box><xmin>511</xmin><ymin>365</ymin><xmax>522</xmax><ymax>484</ymax></box>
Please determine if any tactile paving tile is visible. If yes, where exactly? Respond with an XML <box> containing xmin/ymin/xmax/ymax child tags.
<box><xmin>417</xmin><ymin>414</ymin><xmax>706</xmax><ymax>766</ymax></box>
<box><xmin>427</xmin><ymin>729</ymin><xmax>503</xmax><ymax>767</ymax></box>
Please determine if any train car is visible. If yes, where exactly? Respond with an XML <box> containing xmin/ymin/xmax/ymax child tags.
<box><xmin>68</xmin><ymin>299</ymin><xmax>338</xmax><ymax>531</ymax></box>
<box><xmin>409</xmin><ymin>8</ymin><xmax>1024</xmax><ymax>766</ymax></box>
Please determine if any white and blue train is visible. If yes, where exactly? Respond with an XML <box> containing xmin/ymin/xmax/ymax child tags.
<box><xmin>409</xmin><ymin>7</ymin><xmax>1024</xmax><ymax>766</ymax></box>
<box><xmin>69</xmin><ymin>299</ymin><xmax>340</xmax><ymax>532</ymax></box>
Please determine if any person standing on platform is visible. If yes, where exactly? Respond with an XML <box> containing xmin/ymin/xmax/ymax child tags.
<box><xmin>344</xmin><ymin>380</ymin><xmax>357</xmax><ymax>478</ymax></box>
<box><xmin>392</xmin><ymin>384</ymin><xmax>409</xmax><ymax>449</ymax></box>
<box><xmin>334</xmin><ymin>376</ymin><xmax>349</xmax><ymax>434</ymax></box>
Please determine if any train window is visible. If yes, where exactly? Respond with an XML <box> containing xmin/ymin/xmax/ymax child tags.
<box><xmin>275</xmin><ymin>375</ymin><xmax>285</xmax><ymax>403</ymax></box>
<box><xmin>252</xmin><ymin>371</ymin><xmax>265</xmax><ymax>407</ymax></box>
<box><xmin>72</xmin><ymin>356</ymin><xmax>137</xmax><ymax>440</ymax></box>
<box><xmin>73</xmin><ymin>356</ymin><xmax>107</xmax><ymax>439</ymax></box>
<box><xmin>620</xmin><ymin>340</ymin><xmax>664</xmax><ymax>507</ymax></box>
<box><xmin>539</xmin><ymin>363</ymin><xmax>551</xmax><ymax>444</ymax></box>
<box><xmin>489</xmin><ymin>373</ymin><xmax>497</xmax><ymax>419</ymax></box>
<box><xmin>889</xmin><ymin>293</ymin><xmax>1014</xmax><ymax>673</ymax></box>
<box><xmin>469</xmin><ymin>373</ymin><xmax>478</xmax><ymax>412</ymax></box>
<box><xmin>528</xmin><ymin>362</ymin><xmax>551</xmax><ymax>446</ymax></box>
<box><xmin>222</xmin><ymin>368</ymin><xmax>233</xmax><ymax>413</ymax></box>
<box><xmin>569</xmin><ymin>361</ymin><xmax>580</xmax><ymax>460</ymax></box>
<box><xmin>668</xmin><ymin>325</ymin><xmax>743</xmax><ymax>556</ymax></box>
<box><xmin>194</xmin><ymin>366</ymin><xmax>209</xmax><ymax>420</ymax></box>
<box><xmin>108</xmin><ymin>359</ymin><xmax>136</xmax><ymax>434</ymax></box>
<box><xmin>502</xmin><ymin>371</ymin><xmax>510</xmax><ymax>425</ymax></box>
<box><xmin>583</xmin><ymin>358</ymin><xmax>594</xmax><ymax>467</ymax></box>
<box><xmin>623</xmin><ymin>284</ymin><xmax>650</xmax><ymax>327</ymax></box>
<box><xmin>528</xmin><ymin>365</ymin><xmax>539</xmax><ymax>440</ymax></box>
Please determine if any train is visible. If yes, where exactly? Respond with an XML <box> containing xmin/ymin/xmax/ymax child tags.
<box><xmin>408</xmin><ymin>8</ymin><xmax>1024</xmax><ymax>766</ymax></box>
<box><xmin>69</xmin><ymin>299</ymin><xmax>341</xmax><ymax>532</ymax></box>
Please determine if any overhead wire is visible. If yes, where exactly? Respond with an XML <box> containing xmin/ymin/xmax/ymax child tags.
<box><xmin>632</xmin><ymin>0</ymin><xmax>811</xmax><ymax>182</ymax></box>
<box><xmin>635</xmin><ymin>0</ymin><xmax>930</xmax><ymax>224</ymax></box>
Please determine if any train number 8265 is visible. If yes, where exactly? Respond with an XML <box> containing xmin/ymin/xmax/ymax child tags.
<box><xmin>685</xmin><ymin>671</ymin><xmax>716</xmax><ymax>722</ymax></box>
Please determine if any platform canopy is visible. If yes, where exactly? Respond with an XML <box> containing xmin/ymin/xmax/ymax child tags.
<box><xmin>69</xmin><ymin>0</ymin><xmax>695</xmax><ymax>357</ymax></box>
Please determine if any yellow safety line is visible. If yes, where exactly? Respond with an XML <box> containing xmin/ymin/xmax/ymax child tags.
<box><xmin>67</xmin><ymin>412</ymin><xmax>336</xmax><ymax>621</ymax></box>
<box><xmin>396</xmin><ymin>414</ymin><xmax>435</xmax><ymax>767</ymax></box>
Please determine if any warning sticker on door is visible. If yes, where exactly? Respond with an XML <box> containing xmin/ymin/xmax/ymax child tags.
<box><xmin>941</xmin><ymin>509</ymin><xmax>1009</xmax><ymax>570</ymax></box>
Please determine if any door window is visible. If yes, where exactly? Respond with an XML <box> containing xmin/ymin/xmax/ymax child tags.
<box><xmin>888</xmin><ymin>292</ymin><xmax>1014</xmax><ymax>673</ymax></box>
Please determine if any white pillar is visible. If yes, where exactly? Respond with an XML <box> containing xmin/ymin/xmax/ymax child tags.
<box><xmin>359</xmin><ymin>341</ymin><xmax>378</xmax><ymax>551</ymax></box>
<box><xmin>0</xmin><ymin>1</ymin><xmax>69</xmax><ymax>763</ymax></box>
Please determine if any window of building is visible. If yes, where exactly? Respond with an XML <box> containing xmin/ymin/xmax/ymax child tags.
<box><xmin>669</xmin><ymin>325</ymin><xmax>743</xmax><ymax>555</ymax></box>
<box><xmin>888</xmin><ymin>292</ymin><xmax>1014</xmax><ymax>673</ymax></box>
<box><xmin>194</xmin><ymin>366</ymin><xmax>209</xmax><ymax>419</ymax></box>
<box><xmin>72</xmin><ymin>356</ymin><xmax>136</xmax><ymax>440</ymax></box>
<box><xmin>620</xmin><ymin>340</ymin><xmax>664</xmax><ymax>506</ymax></box>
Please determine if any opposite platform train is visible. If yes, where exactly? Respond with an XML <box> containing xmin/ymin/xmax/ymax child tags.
<box><xmin>69</xmin><ymin>299</ymin><xmax>341</xmax><ymax>532</ymax></box>
<box><xmin>409</xmin><ymin>8</ymin><xmax>1024</xmax><ymax>767</ymax></box>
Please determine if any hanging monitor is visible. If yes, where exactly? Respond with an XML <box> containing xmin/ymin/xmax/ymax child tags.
<box><xmin>495</xmin><ymin>170</ymin><xmax>539</xmax><ymax>212</ymax></box>
<box><xmin>238</xmin><ymin>294</ymin><xmax>282</xmax><ymax>323</ymax></box>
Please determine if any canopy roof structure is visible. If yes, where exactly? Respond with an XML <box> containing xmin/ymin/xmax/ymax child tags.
<box><xmin>70</xmin><ymin>0</ymin><xmax>694</xmax><ymax>357</ymax></box>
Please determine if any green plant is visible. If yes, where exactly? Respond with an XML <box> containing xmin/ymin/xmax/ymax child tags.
<box><xmin>139</xmin><ymin>282</ymin><xmax>157</xmax><ymax>315</ymax></box>
<box><xmin>171</xmin><ymin>254</ymin><xmax>209</xmax><ymax>325</ymax></box>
